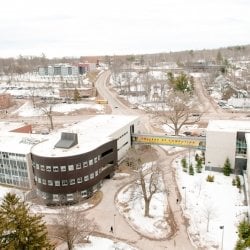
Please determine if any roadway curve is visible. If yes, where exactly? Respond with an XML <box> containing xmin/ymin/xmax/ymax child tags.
<box><xmin>91</xmin><ymin>70</ymin><xmax>196</xmax><ymax>249</ymax></box>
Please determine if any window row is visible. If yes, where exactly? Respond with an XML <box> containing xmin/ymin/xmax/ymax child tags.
<box><xmin>0</xmin><ymin>174</ymin><xmax>29</xmax><ymax>188</ymax></box>
<box><xmin>35</xmin><ymin>170</ymin><xmax>100</xmax><ymax>186</ymax></box>
<box><xmin>0</xmin><ymin>169</ymin><xmax>28</xmax><ymax>177</ymax></box>
<box><xmin>34</xmin><ymin>155</ymin><xmax>101</xmax><ymax>172</ymax></box>
<box><xmin>0</xmin><ymin>152</ymin><xmax>25</xmax><ymax>160</ymax></box>
<box><xmin>0</xmin><ymin>163</ymin><xmax>27</xmax><ymax>170</ymax></box>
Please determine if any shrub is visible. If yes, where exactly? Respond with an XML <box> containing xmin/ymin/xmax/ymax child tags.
<box><xmin>236</xmin><ymin>175</ymin><xmax>241</xmax><ymax>188</ymax></box>
<box><xmin>206</xmin><ymin>175</ymin><xmax>214</xmax><ymax>182</ymax></box>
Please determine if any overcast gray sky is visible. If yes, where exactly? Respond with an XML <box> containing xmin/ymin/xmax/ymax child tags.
<box><xmin>0</xmin><ymin>0</ymin><xmax>250</xmax><ymax>58</ymax></box>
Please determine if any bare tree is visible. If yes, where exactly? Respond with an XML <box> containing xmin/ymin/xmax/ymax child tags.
<box><xmin>202</xmin><ymin>202</ymin><xmax>217</xmax><ymax>232</ymax></box>
<box><xmin>126</xmin><ymin>147</ymin><xmax>162</xmax><ymax>217</ymax></box>
<box><xmin>54</xmin><ymin>206</ymin><xmax>96</xmax><ymax>250</ymax></box>
<box><xmin>157</xmin><ymin>91</ymin><xmax>201</xmax><ymax>135</ymax></box>
<box><xmin>40</xmin><ymin>104</ymin><xmax>54</xmax><ymax>131</ymax></box>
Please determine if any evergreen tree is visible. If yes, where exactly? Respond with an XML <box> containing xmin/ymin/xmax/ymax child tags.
<box><xmin>181</xmin><ymin>158</ymin><xmax>187</xmax><ymax>172</ymax></box>
<box><xmin>195</xmin><ymin>158</ymin><xmax>203</xmax><ymax>173</ymax></box>
<box><xmin>189</xmin><ymin>163</ymin><xmax>194</xmax><ymax>175</ymax></box>
<box><xmin>0</xmin><ymin>193</ymin><xmax>53</xmax><ymax>250</ymax></box>
<box><xmin>223</xmin><ymin>157</ymin><xmax>232</xmax><ymax>176</ymax></box>
<box><xmin>73</xmin><ymin>88</ymin><xmax>81</xmax><ymax>103</ymax></box>
<box><xmin>235</xmin><ymin>220</ymin><xmax>250</xmax><ymax>250</ymax></box>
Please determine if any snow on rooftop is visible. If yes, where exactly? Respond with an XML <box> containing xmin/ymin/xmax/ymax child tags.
<box><xmin>207</xmin><ymin>120</ymin><xmax>250</xmax><ymax>132</ymax></box>
<box><xmin>0</xmin><ymin>122</ymin><xmax>48</xmax><ymax>154</ymax></box>
<box><xmin>0</xmin><ymin>132</ymin><xmax>47</xmax><ymax>154</ymax></box>
<box><xmin>31</xmin><ymin>115</ymin><xmax>138</xmax><ymax>157</ymax></box>
<box><xmin>0</xmin><ymin>121</ymin><xmax>27</xmax><ymax>132</ymax></box>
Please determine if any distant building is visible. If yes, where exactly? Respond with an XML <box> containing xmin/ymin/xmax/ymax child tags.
<box><xmin>0</xmin><ymin>93</ymin><xmax>12</xmax><ymax>109</ymax></box>
<box><xmin>78</xmin><ymin>62</ymin><xmax>97</xmax><ymax>75</ymax></box>
<box><xmin>38</xmin><ymin>62</ymin><xmax>97</xmax><ymax>76</ymax></box>
<box><xmin>38</xmin><ymin>64</ymin><xmax>79</xmax><ymax>76</ymax></box>
<box><xmin>59</xmin><ymin>87</ymin><xmax>96</xmax><ymax>99</ymax></box>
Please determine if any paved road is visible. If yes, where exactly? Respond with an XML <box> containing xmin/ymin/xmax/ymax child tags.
<box><xmin>84</xmin><ymin>147</ymin><xmax>196</xmax><ymax>250</ymax></box>
<box><xmin>90</xmin><ymin>71</ymin><xmax>197</xmax><ymax>249</ymax></box>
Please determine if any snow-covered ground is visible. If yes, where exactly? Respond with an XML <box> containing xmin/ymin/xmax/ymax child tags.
<box><xmin>115</xmin><ymin>169</ymin><xmax>169</xmax><ymax>239</ymax></box>
<box><xmin>11</xmin><ymin>101</ymin><xmax>104</xmax><ymax>117</ymax></box>
<box><xmin>71</xmin><ymin>236</ymin><xmax>137</xmax><ymax>250</ymax></box>
<box><xmin>174</xmin><ymin>152</ymin><xmax>247</xmax><ymax>250</ymax></box>
<box><xmin>0</xmin><ymin>151</ymin><xmax>247</xmax><ymax>249</ymax></box>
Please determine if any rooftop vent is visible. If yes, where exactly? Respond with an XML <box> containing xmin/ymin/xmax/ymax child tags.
<box><xmin>54</xmin><ymin>132</ymin><xmax>78</xmax><ymax>149</ymax></box>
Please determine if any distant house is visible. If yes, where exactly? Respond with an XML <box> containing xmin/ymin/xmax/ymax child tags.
<box><xmin>78</xmin><ymin>62</ymin><xmax>97</xmax><ymax>75</ymax></box>
<box><xmin>0</xmin><ymin>93</ymin><xmax>12</xmax><ymax>109</ymax></box>
<box><xmin>59</xmin><ymin>87</ymin><xmax>96</xmax><ymax>99</ymax></box>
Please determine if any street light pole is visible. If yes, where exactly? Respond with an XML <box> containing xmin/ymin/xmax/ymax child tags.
<box><xmin>182</xmin><ymin>186</ymin><xmax>187</xmax><ymax>209</ymax></box>
<box><xmin>220</xmin><ymin>225</ymin><xmax>224</xmax><ymax>250</ymax></box>
<box><xmin>114</xmin><ymin>213</ymin><xmax>116</xmax><ymax>242</ymax></box>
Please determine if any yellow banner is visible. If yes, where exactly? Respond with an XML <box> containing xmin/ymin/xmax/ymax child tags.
<box><xmin>134</xmin><ymin>135</ymin><xmax>201</xmax><ymax>147</ymax></box>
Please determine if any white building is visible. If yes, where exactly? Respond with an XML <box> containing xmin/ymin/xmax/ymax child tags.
<box><xmin>205</xmin><ymin>120</ymin><xmax>249</xmax><ymax>173</ymax></box>
<box><xmin>38</xmin><ymin>64</ymin><xmax>79</xmax><ymax>76</ymax></box>
<box><xmin>0</xmin><ymin>122</ymin><xmax>46</xmax><ymax>189</ymax></box>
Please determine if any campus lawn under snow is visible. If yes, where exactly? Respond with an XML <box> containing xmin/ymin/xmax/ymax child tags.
<box><xmin>11</xmin><ymin>101</ymin><xmax>104</xmax><ymax>117</ymax></box>
<box><xmin>115</xmin><ymin>163</ymin><xmax>170</xmax><ymax>239</ymax></box>
<box><xmin>0</xmin><ymin>152</ymin><xmax>247</xmax><ymax>249</ymax></box>
<box><xmin>73</xmin><ymin>236</ymin><xmax>137</xmax><ymax>250</ymax></box>
<box><xmin>174</xmin><ymin>153</ymin><xmax>247</xmax><ymax>250</ymax></box>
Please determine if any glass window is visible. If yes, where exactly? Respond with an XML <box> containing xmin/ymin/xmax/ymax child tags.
<box><xmin>53</xmin><ymin>194</ymin><xmax>59</xmax><ymax>201</ymax></box>
<box><xmin>98</xmin><ymin>155</ymin><xmax>101</xmax><ymax>161</ymax></box>
<box><xmin>76</xmin><ymin>163</ymin><xmax>81</xmax><ymax>170</ymax></box>
<box><xmin>83</xmin><ymin>161</ymin><xmax>88</xmax><ymax>168</ymax></box>
<box><xmin>38</xmin><ymin>177</ymin><xmax>41</xmax><ymax>183</ymax></box>
<box><xmin>42</xmin><ymin>179</ymin><xmax>46</xmax><ymax>185</ymax></box>
<box><xmin>89</xmin><ymin>159</ymin><xmax>93</xmax><ymax>166</ymax></box>
<box><xmin>46</xmin><ymin>166</ymin><xmax>51</xmax><ymax>172</ymax></box>
<box><xmin>40</xmin><ymin>165</ymin><xmax>45</xmax><ymax>171</ymax></box>
<box><xmin>53</xmin><ymin>166</ymin><xmax>59</xmax><ymax>172</ymax></box>
<box><xmin>55</xmin><ymin>180</ymin><xmax>60</xmax><ymax>186</ymax></box>
<box><xmin>95</xmin><ymin>170</ymin><xmax>98</xmax><ymax>177</ymax></box>
<box><xmin>36</xmin><ymin>164</ymin><xmax>39</xmax><ymax>170</ymax></box>
<box><xmin>34</xmin><ymin>176</ymin><xmax>37</xmax><ymax>181</ymax></box>
<box><xmin>48</xmin><ymin>180</ymin><xmax>53</xmax><ymax>186</ymax></box>
<box><xmin>62</xmin><ymin>180</ymin><xmax>68</xmax><ymax>186</ymax></box>
<box><xmin>61</xmin><ymin>166</ymin><xmax>66</xmax><ymax>172</ymax></box>
<box><xmin>77</xmin><ymin>177</ymin><xmax>82</xmax><ymax>183</ymax></box>
<box><xmin>81</xmin><ymin>190</ymin><xmax>87</xmax><ymax>197</ymax></box>
<box><xmin>68</xmin><ymin>165</ymin><xmax>74</xmax><ymax>171</ymax></box>
<box><xmin>70</xmin><ymin>179</ymin><xmax>75</xmax><ymax>185</ymax></box>
<box><xmin>67</xmin><ymin>194</ymin><xmax>74</xmax><ymax>201</ymax></box>
<box><xmin>94</xmin><ymin>157</ymin><xmax>98</xmax><ymax>163</ymax></box>
<box><xmin>84</xmin><ymin>175</ymin><xmax>89</xmax><ymax>181</ymax></box>
<box><xmin>90</xmin><ymin>173</ymin><xmax>94</xmax><ymax>179</ymax></box>
<box><xmin>99</xmin><ymin>168</ymin><xmax>102</xmax><ymax>174</ymax></box>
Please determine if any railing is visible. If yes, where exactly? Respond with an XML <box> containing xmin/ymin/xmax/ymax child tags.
<box><xmin>132</xmin><ymin>133</ymin><xmax>206</xmax><ymax>150</ymax></box>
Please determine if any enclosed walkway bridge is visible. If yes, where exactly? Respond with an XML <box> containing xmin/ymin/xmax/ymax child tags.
<box><xmin>132</xmin><ymin>133</ymin><xmax>206</xmax><ymax>150</ymax></box>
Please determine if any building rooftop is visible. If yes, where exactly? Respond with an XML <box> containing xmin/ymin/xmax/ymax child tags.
<box><xmin>0</xmin><ymin>132</ymin><xmax>46</xmax><ymax>154</ymax></box>
<box><xmin>207</xmin><ymin>120</ymin><xmax>250</xmax><ymax>132</ymax></box>
<box><xmin>31</xmin><ymin>115</ymin><xmax>138</xmax><ymax>158</ymax></box>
